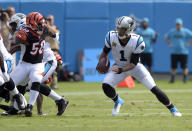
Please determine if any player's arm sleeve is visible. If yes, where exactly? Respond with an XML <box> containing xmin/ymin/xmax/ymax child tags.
<box><xmin>103</xmin><ymin>31</ymin><xmax>112</xmax><ymax>54</ymax></box>
<box><xmin>105</xmin><ymin>32</ymin><xmax>111</xmax><ymax>48</ymax></box>
<box><xmin>130</xmin><ymin>36</ymin><xmax>145</xmax><ymax>65</ymax></box>
<box><xmin>130</xmin><ymin>53</ymin><xmax>140</xmax><ymax>65</ymax></box>
<box><xmin>133</xmin><ymin>36</ymin><xmax>145</xmax><ymax>54</ymax></box>
<box><xmin>103</xmin><ymin>45</ymin><xmax>111</xmax><ymax>54</ymax></box>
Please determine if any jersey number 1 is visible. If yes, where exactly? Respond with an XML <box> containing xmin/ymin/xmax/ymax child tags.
<box><xmin>120</xmin><ymin>50</ymin><xmax>127</xmax><ymax>61</ymax></box>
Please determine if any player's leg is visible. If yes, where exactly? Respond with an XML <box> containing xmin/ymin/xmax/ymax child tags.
<box><xmin>25</xmin><ymin>63</ymin><xmax>44</xmax><ymax>117</ymax></box>
<box><xmin>36</xmin><ymin>93</ymin><xmax>45</xmax><ymax>115</ymax></box>
<box><xmin>40</xmin><ymin>59</ymin><xmax>68</xmax><ymax>115</ymax></box>
<box><xmin>27</xmin><ymin>80</ymin><xmax>68</xmax><ymax>116</ymax></box>
<box><xmin>34</xmin><ymin>60</ymin><xmax>56</xmax><ymax>115</ymax></box>
<box><xmin>0</xmin><ymin>84</ymin><xmax>10</xmax><ymax>103</ymax></box>
<box><xmin>50</xmin><ymin>71</ymin><xmax>58</xmax><ymax>89</ymax></box>
<box><xmin>131</xmin><ymin>63</ymin><xmax>182</xmax><ymax>117</ymax></box>
<box><xmin>39</xmin><ymin>83</ymin><xmax>69</xmax><ymax>116</ymax></box>
<box><xmin>3</xmin><ymin>62</ymin><xmax>28</xmax><ymax>110</ymax></box>
<box><xmin>170</xmin><ymin>54</ymin><xmax>177</xmax><ymax>83</ymax></box>
<box><xmin>0</xmin><ymin>85</ymin><xmax>12</xmax><ymax>115</ymax></box>
<box><xmin>103</xmin><ymin>68</ymin><xmax>126</xmax><ymax>116</ymax></box>
<box><xmin>180</xmin><ymin>54</ymin><xmax>188</xmax><ymax>83</ymax></box>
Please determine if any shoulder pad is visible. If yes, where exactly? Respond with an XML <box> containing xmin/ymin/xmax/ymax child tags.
<box><xmin>134</xmin><ymin>36</ymin><xmax>145</xmax><ymax>54</ymax></box>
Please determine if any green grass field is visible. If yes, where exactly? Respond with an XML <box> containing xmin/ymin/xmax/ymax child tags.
<box><xmin>1</xmin><ymin>80</ymin><xmax>192</xmax><ymax>131</ymax></box>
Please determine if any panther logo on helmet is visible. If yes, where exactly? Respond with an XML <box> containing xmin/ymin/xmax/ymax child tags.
<box><xmin>115</xmin><ymin>16</ymin><xmax>136</xmax><ymax>39</ymax></box>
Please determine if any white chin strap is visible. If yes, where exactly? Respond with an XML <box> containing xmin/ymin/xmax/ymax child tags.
<box><xmin>118</xmin><ymin>35</ymin><xmax>127</xmax><ymax>40</ymax></box>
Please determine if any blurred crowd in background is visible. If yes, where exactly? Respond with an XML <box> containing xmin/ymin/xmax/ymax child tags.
<box><xmin>134</xmin><ymin>16</ymin><xmax>192</xmax><ymax>83</ymax></box>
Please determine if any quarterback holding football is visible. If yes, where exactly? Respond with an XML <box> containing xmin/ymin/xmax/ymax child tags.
<box><xmin>96</xmin><ymin>16</ymin><xmax>182</xmax><ymax>117</ymax></box>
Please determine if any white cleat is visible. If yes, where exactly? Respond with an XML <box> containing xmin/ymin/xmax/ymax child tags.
<box><xmin>112</xmin><ymin>96</ymin><xmax>124</xmax><ymax>116</ymax></box>
<box><xmin>170</xmin><ymin>107</ymin><xmax>182</xmax><ymax>117</ymax></box>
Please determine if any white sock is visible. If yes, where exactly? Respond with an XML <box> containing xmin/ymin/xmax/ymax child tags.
<box><xmin>28</xmin><ymin>90</ymin><xmax>39</xmax><ymax>106</ymax></box>
<box><xmin>48</xmin><ymin>90</ymin><xmax>62</xmax><ymax>101</ymax></box>
<box><xmin>10</xmin><ymin>87</ymin><xmax>19</xmax><ymax>96</ymax></box>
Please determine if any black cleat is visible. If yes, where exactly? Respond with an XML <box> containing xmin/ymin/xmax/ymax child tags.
<box><xmin>13</xmin><ymin>94</ymin><xmax>23</xmax><ymax>110</ymax></box>
<box><xmin>1</xmin><ymin>107</ymin><xmax>18</xmax><ymax>116</ymax></box>
<box><xmin>55</xmin><ymin>98</ymin><xmax>69</xmax><ymax>116</ymax></box>
<box><xmin>25</xmin><ymin>104</ymin><xmax>33</xmax><ymax>117</ymax></box>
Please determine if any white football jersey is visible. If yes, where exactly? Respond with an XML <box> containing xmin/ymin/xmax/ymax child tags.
<box><xmin>0</xmin><ymin>35</ymin><xmax>13</xmax><ymax>60</ymax></box>
<box><xmin>43</xmin><ymin>42</ymin><xmax>56</xmax><ymax>62</ymax></box>
<box><xmin>105</xmin><ymin>31</ymin><xmax>145</xmax><ymax>67</ymax></box>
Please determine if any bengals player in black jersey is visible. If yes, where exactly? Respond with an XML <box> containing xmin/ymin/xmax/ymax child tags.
<box><xmin>10</xmin><ymin>12</ymin><xmax>68</xmax><ymax>117</ymax></box>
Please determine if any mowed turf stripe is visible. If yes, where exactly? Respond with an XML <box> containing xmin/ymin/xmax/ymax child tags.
<box><xmin>59</xmin><ymin>89</ymin><xmax>192</xmax><ymax>96</ymax></box>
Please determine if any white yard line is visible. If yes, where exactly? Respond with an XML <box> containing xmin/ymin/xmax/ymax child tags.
<box><xmin>59</xmin><ymin>89</ymin><xmax>192</xmax><ymax>96</ymax></box>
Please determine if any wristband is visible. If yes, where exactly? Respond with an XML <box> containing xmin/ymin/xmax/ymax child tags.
<box><xmin>117</xmin><ymin>68</ymin><xmax>123</xmax><ymax>74</ymax></box>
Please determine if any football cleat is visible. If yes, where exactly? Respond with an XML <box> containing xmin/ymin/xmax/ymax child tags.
<box><xmin>13</xmin><ymin>93</ymin><xmax>25</xmax><ymax>110</ymax></box>
<box><xmin>170</xmin><ymin>107</ymin><xmax>182</xmax><ymax>117</ymax></box>
<box><xmin>25</xmin><ymin>104</ymin><xmax>33</xmax><ymax>117</ymax></box>
<box><xmin>112</xmin><ymin>96</ymin><xmax>124</xmax><ymax>116</ymax></box>
<box><xmin>1</xmin><ymin>107</ymin><xmax>18</xmax><ymax>116</ymax></box>
<box><xmin>55</xmin><ymin>98</ymin><xmax>69</xmax><ymax>116</ymax></box>
<box><xmin>38</xmin><ymin>112</ymin><xmax>48</xmax><ymax>116</ymax></box>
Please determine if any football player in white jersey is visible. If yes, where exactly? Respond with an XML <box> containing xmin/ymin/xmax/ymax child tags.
<box><xmin>97</xmin><ymin>16</ymin><xmax>182</xmax><ymax>117</ymax></box>
<box><xmin>0</xmin><ymin>33</ymin><xmax>25</xmax><ymax>110</ymax></box>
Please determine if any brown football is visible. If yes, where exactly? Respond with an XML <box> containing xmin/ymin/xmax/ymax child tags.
<box><xmin>96</xmin><ymin>57</ymin><xmax>110</xmax><ymax>74</ymax></box>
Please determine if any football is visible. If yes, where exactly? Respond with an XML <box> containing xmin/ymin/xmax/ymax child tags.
<box><xmin>96</xmin><ymin>57</ymin><xmax>110</xmax><ymax>74</ymax></box>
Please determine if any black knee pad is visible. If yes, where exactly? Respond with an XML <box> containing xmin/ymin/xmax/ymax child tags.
<box><xmin>5</xmin><ymin>78</ymin><xmax>15</xmax><ymax>91</ymax></box>
<box><xmin>17</xmin><ymin>85</ymin><xmax>27</xmax><ymax>95</ymax></box>
<box><xmin>39</xmin><ymin>84</ymin><xmax>51</xmax><ymax>96</ymax></box>
<box><xmin>0</xmin><ymin>87</ymin><xmax>10</xmax><ymax>102</ymax></box>
<box><xmin>31</xmin><ymin>82</ymin><xmax>40</xmax><ymax>92</ymax></box>
<box><xmin>102</xmin><ymin>83</ymin><xmax>117</xmax><ymax>99</ymax></box>
<box><xmin>151</xmin><ymin>86</ymin><xmax>170</xmax><ymax>105</ymax></box>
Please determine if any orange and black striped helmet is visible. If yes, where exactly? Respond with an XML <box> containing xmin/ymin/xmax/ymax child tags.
<box><xmin>26</xmin><ymin>12</ymin><xmax>45</xmax><ymax>32</ymax></box>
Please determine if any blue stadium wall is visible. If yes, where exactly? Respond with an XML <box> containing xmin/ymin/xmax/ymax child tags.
<box><xmin>1</xmin><ymin>0</ymin><xmax>192</xmax><ymax>73</ymax></box>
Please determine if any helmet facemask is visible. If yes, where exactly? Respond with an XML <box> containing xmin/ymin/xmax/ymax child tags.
<box><xmin>32</xmin><ymin>20</ymin><xmax>45</xmax><ymax>35</ymax></box>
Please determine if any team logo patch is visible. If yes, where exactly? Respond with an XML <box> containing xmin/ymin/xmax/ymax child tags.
<box><xmin>112</xmin><ymin>42</ymin><xmax>117</xmax><ymax>47</ymax></box>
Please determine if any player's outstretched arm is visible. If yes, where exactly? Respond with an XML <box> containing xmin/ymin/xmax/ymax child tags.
<box><xmin>10</xmin><ymin>45</ymin><xmax>21</xmax><ymax>54</ymax></box>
